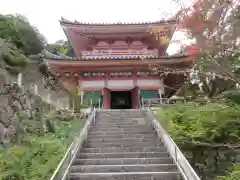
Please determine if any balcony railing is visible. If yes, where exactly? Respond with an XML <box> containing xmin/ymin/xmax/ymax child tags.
<box><xmin>82</xmin><ymin>49</ymin><xmax>158</xmax><ymax>58</ymax></box>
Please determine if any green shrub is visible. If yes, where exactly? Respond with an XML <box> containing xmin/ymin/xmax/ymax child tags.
<box><xmin>156</xmin><ymin>103</ymin><xmax>240</xmax><ymax>179</ymax></box>
<box><xmin>156</xmin><ymin>103</ymin><xmax>240</xmax><ymax>147</ymax></box>
<box><xmin>0</xmin><ymin>111</ymin><xmax>84</xmax><ymax>180</ymax></box>
<box><xmin>218</xmin><ymin>164</ymin><xmax>240</xmax><ymax>180</ymax></box>
<box><xmin>0</xmin><ymin>136</ymin><xmax>65</xmax><ymax>180</ymax></box>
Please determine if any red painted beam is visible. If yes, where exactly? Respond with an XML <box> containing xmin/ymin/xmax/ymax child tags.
<box><xmin>46</xmin><ymin>56</ymin><xmax>193</xmax><ymax>69</ymax></box>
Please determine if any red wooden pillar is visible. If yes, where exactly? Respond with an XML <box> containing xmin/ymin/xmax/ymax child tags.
<box><xmin>103</xmin><ymin>88</ymin><xmax>111</xmax><ymax>109</ymax></box>
<box><xmin>131</xmin><ymin>86</ymin><xmax>139</xmax><ymax>109</ymax></box>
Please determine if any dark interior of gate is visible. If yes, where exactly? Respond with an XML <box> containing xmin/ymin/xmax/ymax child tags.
<box><xmin>110</xmin><ymin>91</ymin><xmax>132</xmax><ymax>109</ymax></box>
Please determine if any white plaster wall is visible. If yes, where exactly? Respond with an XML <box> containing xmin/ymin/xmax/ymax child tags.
<box><xmin>137</xmin><ymin>79</ymin><xmax>162</xmax><ymax>86</ymax></box>
<box><xmin>108</xmin><ymin>80</ymin><xmax>134</xmax><ymax>88</ymax></box>
<box><xmin>82</xmin><ymin>80</ymin><xmax>105</xmax><ymax>88</ymax></box>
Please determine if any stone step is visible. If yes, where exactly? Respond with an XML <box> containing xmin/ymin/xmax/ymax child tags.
<box><xmin>97</xmin><ymin>118</ymin><xmax>145</xmax><ymax>121</ymax></box>
<box><xmin>90</xmin><ymin>127</ymin><xmax>153</xmax><ymax>131</ymax></box>
<box><xmin>74</xmin><ymin>157</ymin><xmax>174</xmax><ymax>165</ymax></box>
<box><xmin>91</xmin><ymin>124</ymin><xmax>150</xmax><ymax>128</ymax></box>
<box><xmin>97</xmin><ymin>115</ymin><xmax>145</xmax><ymax>118</ymax></box>
<box><xmin>97</xmin><ymin>114</ymin><xmax>144</xmax><ymax>119</ymax></box>
<box><xmin>96</xmin><ymin>120</ymin><xmax>146</xmax><ymax>123</ymax></box>
<box><xmin>94</xmin><ymin>122</ymin><xmax>148</xmax><ymax>125</ymax></box>
<box><xmin>98</xmin><ymin>112</ymin><xmax>142</xmax><ymax>115</ymax></box>
<box><xmin>94</xmin><ymin>124</ymin><xmax>150</xmax><ymax>127</ymax></box>
<box><xmin>70</xmin><ymin>172</ymin><xmax>180</xmax><ymax>180</ymax></box>
<box><xmin>96</xmin><ymin>121</ymin><xmax>146</xmax><ymax>124</ymax></box>
<box><xmin>71</xmin><ymin>164</ymin><xmax>177</xmax><ymax>173</ymax></box>
<box><xmin>78</xmin><ymin>152</ymin><xmax>169</xmax><ymax>159</ymax></box>
<box><xmin>87</xmin><ymin>132</ymin><xmax>156</xmax><ymax>139</ymax></box>
<box><xmin>96</xmin><ymin>117</ymin><xmax>146</xmax><ymax>121</ymax></box>
<box><xmin>87</xmin><ymin>137</ymin><xmax>160</xmax><ymax>144</ymax></box>
<box><xmin>89</xmin><ymin>129</ymin><xmax>154</xmax><ymax>134</ymax></box>
<box><xmin>87</xmin><ymin>133</ymin><xmax>157</xmax><ymax>139</ymax></box>
<box><xmin>80</xmin><ymin>146</ymin><xmax>166</xmax><ymax>153</ymax></box>
<box><xmin>84</xmin><ymin>141</ymin><xmax>163</xmax><ymax>148</ymax></box>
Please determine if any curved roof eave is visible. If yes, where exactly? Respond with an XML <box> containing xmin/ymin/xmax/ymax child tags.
<box><xmin>59</xmin><ymin>19</ymin><xmax>177</xmax><ymax>27</ymax></box>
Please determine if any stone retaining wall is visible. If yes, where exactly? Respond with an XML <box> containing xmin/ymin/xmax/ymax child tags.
<box><xmin>0</xmin><ymin>68</ymin><xmax>69</xmax><ymax>147</ymax></box>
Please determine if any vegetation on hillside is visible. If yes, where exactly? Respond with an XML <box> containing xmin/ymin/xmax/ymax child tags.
<box><xmin>0</xmin><ymin>14</ymin><xmax>45</xmax><ymax>75</ymax></box>
<box><xmin>0</xmin><ymin>13</ymin><xmax>84</xmax><ymax>180</ymax></box>
<box><xmin>0</xmin><ymin>111</ymin><xmax>83</xmax><ymax>180</ymax></box>
<box><xmin>157</xmin><ymin>103</ymin><xmax>240</xmax><ymax>180</ymax></box>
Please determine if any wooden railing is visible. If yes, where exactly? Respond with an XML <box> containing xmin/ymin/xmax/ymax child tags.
<box><xmin>82</xmin><ymin>49</ymin><xmax>158</xmax><ymax>57</ymax></box>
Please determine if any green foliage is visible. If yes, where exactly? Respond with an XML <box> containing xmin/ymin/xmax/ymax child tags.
<box><xmin>218</xmin><ymin>164</ymin><xmax>240</xmax><ymax>180</ymax></box>
<box><xmin>157</xmin><ymin>103</ymin><xmax>240</xmax><ymax>147</ymax></box>
<box><xmin>0</xmin><ymin>14</ymin><xmax>45</xmax><ymax>55</ymax></box>
<box><xmin>0</xmin><ymin>136</ymin><xmax>64</xmax><ymax>180</ymax></box>
<box><xmin>157</xmin><ymin>103</ymin><xmax>240</xmax><ymax>179</ymax></box>
<box><xmin>2</xmin><ymin>47</ymin><xmax>29</xmax><ymax>67</ymax></box>
<box><xmin>0</xmin><ymin>40</ymin><xmax>28</xmax><ymax>74</ymax></box>
<box><xmin>46</xmin><ymin>40</ymin><xmax>74</xmax><ymax>56</ymax></box>
<box><xmin>68</xmin><ymin>88</ymin><xmax>89</xmax><ymax>111</ymax></box>
<box><xmin>0</xmin><ymin>13</ymin><xmax>45</xmax><ymax>74</ymax></box>
<box><xmin>0</xmin><ymin>111</ymin><xmax>84</xmax><ymax>180</ymax></box>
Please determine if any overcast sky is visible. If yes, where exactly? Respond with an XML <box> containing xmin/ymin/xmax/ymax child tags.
<box><xmin>0</xmin><ymin>0</ymin><xmax>191</xmax><ymax>54</ymax></box>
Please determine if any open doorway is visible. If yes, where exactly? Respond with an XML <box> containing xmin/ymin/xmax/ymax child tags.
<box><xmin>110</xmin><ymin>91</ymin><xmax>132</xmax><ymax>109</ymax></box>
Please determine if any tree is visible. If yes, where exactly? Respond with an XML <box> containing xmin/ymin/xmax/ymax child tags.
<box><xmin>177</xmin><ymin>0</ymin><xmax>240</xmax><ymax>81</ymax></box>
<box><xmin>158</xmin><ymin>2</ymin><xmax>240</xmax><ymax>179</ymax></box>
<box><xmin>150</xmin><ymin>0</ymin><xmax>240</xmax><ymax>99</ymax></box>
<box><xmin>46</xmin><ymin>40</ymin><xmax>74</xmax><ymax>57</ymax></box>
<box><xmin>0</xmin><ymin>14</ymin><xmax>46</xmax><ymax>55</ymax></box>
<box><xmin>0</xmin><ymin>39</ymin><xmax>29</xmax><ymax>75</ymax></box>
<box><xmin>0</xmin><ymin>13</ymin><xmax>47</xmax><ymax>75</ymax></box>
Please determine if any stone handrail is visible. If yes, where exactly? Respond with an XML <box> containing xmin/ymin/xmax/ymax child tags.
<box><xmin>49</xmin><ymin>108</ymin><xmax>96</xmax><ymax>180</ymax></box>
<box><xmin>144</xmin><ymin>109</ymin><xmax>201</xmax><ymax>180</ymax></box>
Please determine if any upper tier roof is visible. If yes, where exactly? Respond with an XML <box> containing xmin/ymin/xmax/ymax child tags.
<box><xmin>60</xmin><ymin>17</ymin><xmax>176</xmax><ymax>26</ymax></box>
<box><xmin>60</xmin><ymin>18</ymin><xmax>177</xmax><ymax>57</ymax></box>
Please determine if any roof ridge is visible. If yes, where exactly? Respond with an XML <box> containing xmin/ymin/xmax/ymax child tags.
<box><xmin>60</xmin><ymin>17</ymin><xmax>176</xmax><ymax>26</ymax></box>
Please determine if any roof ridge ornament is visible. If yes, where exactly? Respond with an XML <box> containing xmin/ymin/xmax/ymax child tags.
<box><xmin>60</xmin><ymin>17</ymin><xmax>72</xmax><ymax>23</ymax></box>
<box><xmin>60</xmin><ymin>18</ymin><xmax>176</xmax><ymax>25</ymax></box>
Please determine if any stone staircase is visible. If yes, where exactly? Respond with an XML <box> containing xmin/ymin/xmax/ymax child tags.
<box><xmin>69</xmin><ymin>110</ymin><xmax>181</xmax><ymax>180</ymax></box>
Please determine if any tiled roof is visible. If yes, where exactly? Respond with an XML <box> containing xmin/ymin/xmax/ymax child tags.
<box><xmin>60</xmin><ymin>17</ymin><xmax>176</xmax><ymax>26</ymax></box>
<box><xmin>42</xmin><ymin>54</ymin><xmax>189</xmax><ymax>61</ymax></box>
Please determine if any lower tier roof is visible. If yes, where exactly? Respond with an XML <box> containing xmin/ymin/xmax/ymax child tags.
<box><xmin>44</xmin><ymin>55</ymin><xmax>193</xmax><ymax>70</ymax></box>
